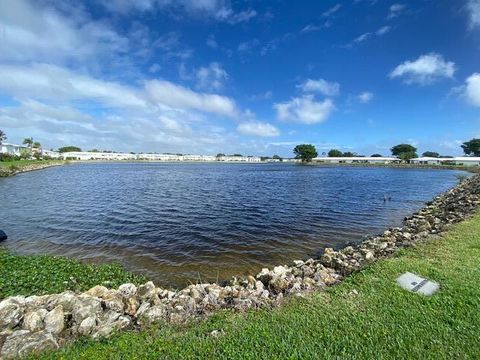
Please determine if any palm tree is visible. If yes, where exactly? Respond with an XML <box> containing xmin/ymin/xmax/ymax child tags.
<box><xmin>23</xmin><ymin>137</ymin><xmax>33</xmax><ymax>149</ymax></box>
<box><xmin>0</xmin><ymin>130</ymin><xmax>6</xmax><ymax>145</ymax></box>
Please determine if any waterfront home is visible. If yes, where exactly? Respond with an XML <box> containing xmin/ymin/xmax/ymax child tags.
<box><xmin>41</xmin><ymin>149</ymin><xmax>61</xmax><ymax>159</ymax></box>
<box><xmin>62</xmin><ymin>152</ymin><xmax>137</xmax><ymax>161</ymax></box>
<box><xmin>0</xmin><ymin>142</ymin><xmax>29</xmax><ymax>156</ymax></box>
<box><xmin>217</xmin><ymin>155</ymin><xmax>262</xmax><ymax>162</ymax></box>
<box><xmin>61</xmin><ymin>151</ymin><xmax>262</xmax><ymax>162</ymax></box>
<box><xmin>313</xmin><ymin>156</ymin><xmax>399</xmax><ymax>164</ymax></box>
<box><xmin>410</xmin><ymin>157</ymin><xmax>480</xmax><ymax>166</ymax></box>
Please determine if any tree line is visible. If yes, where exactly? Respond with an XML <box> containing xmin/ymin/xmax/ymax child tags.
<box><xmin>293</xmin><ymin>139</ymin><xmax>480</xmax><ymax>162</ymax></box>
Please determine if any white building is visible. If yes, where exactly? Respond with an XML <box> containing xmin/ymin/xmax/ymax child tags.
<box><xmin>410</xmin><ymin>157</ymin><xmax>480</xmax><ymax>167</ymax></box>
<box><xmin>61</xmin><ymin>151</ymin><xmax>262</xmax><ymax>162</ymax></box>
<box><xmin>0</xmin><ymin>142</ymin><xmax>29</xmax><ymax>156</ymax></box>
<box><xmin>217</xmin><ymin>155</ymin><xmax>262</xmax><ymax>162</ymax></box>
<box><xmin>313</xmin><ymin>156</ymin><xmax>399</xmax><ymax>164</ymax></box>
<box><xmin>449</xmin><ymin>157</ymin><xmax>480</xmax><ymax>166</ymax></box>
<box><xmin>41</xmin><ymin>149</ymin><xmax>61</xmax><ymax>159</ymax></box>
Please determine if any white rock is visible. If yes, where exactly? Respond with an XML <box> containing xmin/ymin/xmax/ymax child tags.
<box><xmin>0</xmin><ymin>297</ymin><xmax>25</xmax><ymax>330</ymax></box>
<box><xmin>1</xmin><ymin>330</ymin><xmax>58</xmax><ymax>359</ymax></box>
<box><xmin>118</xmin><ymin>283</ymin><xmax>137</xmax><ymax>298</ymax></box>
<box><xmin>44</xmin><ymin>306</ymin><xmax>64</xmax><ymax>335</ymax></box>
<box><xmin>78</xmin><ymin>315</ymin><xmax>97</xmax><ymax>336</ymax></box>
<box><xmin>23</xmin><ymin>309</ymin><xmax>47</xmax><ymax>332</ymax></box>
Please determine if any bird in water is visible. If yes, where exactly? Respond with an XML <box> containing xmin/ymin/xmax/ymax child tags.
<box><xmin>383</xmin><ymin>194</ymin><xmax>392</xmax><ymax>202</ymax></box>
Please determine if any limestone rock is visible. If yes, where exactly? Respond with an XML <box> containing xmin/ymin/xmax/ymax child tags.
<box><xmin>0</xmin><ymin>297</ymin><xmax>25</xmax><ymax>330</ymax></box>
<box><xmin>44</xmin><ymin>305</ymin><xmax>65</xmax><ymax>335</ymax></box>
<box><xmin>1</xmin><ymin>330</ymin><xmax>58</xmax><ymax>359</ymax></box>
<box><xmin>23</xmin><ymin>309</ymin><xmax>47</xmax><ymax>332</ymax></box>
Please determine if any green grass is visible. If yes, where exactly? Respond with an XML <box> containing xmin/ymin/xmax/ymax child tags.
<box><xmin>0</xmin><ymin>160</ymin><xmax>65</xmax><ymax>176</ymax></box>
<box><xmin>0</xmin><ymin>250</ymin><xmax>145</xmax><ymax>298</ymax></box>
<box><xmin>36</xmin><ymin>212</ymin><xmax>480</xmax><ymax>359</ymax></box>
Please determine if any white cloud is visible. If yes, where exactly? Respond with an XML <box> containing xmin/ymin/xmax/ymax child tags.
<box><xmin>195</xmin><ymin>62</ymin><xmax>229</xmax><ymax>90</ymax></box>
<box><xmin>146</xmin><ymin>80</ymin><xmax>237</xmax><ymax>117</ymax></box>
<box><xmin>322</xmin><ymin>4</ymin><xmax>342</xmax><ymax>17</ymax></box>
<box><xmin>237</xmin><ymin>121</ymin><xmax>280</xmax><ymax>137</ymax></box>
<box><xmin>274</xmin><ymin>95</ymin><xmax>335</xmax><ymax>124</ymax></box>
<box><xmin>0</xmin><ymin>0</ymin><xmax>128</xmax><ymax>64</ymax></box>
<box><xmin>463</xmin><ymin>73</ymin><xmax>480</xmax><ymax>106</ymax></box>
<box><xmin>376</xmin><ymin>26</ymin><xmax>391</xmax><ymax>35</ymax></box>
<box><xmin>99</xmin><ymin>0</ymin><xmax>257</xmax><ymax>24</ymax></box>
<box><xmin>354</xmin><ymin>32</ymin><xmax>372</xmax><ymax>43</ymax></box>
<box><xmin>300</xmin><ymin>24</ymin><xmax>323</xmax><ymax>33</ymax></box>
<box><xmin>358</xmin><ymin>92</ymin><xmax>374</xmax><ymax>103</ymax></box>
<box><xmin>0</xmin><ymin>63</ymin><xmax>146</xmax><ymax>108</ymax></box>
<box><xmin>352</xmin><ymin>25</ymin><xmax>391</xmax><ymax>44</ymax></box>
<box><xmin>298</xmin><ymin>79</ymin><xmax>340</xmax><ymax>96</ymax></box>
<box><xmin>387</xmin><ymin>3</ymin><xmax>406</xmax><ymax>19</ymax></box>
<box><xmin>390</xmin><ymin>53</ymin><xmax>456</xmax><ymax>85</ymax></box>
<box><xmin>466</xmin><ymin>0</ymin><xmax>480</xmax><ymax>28</ymax></box>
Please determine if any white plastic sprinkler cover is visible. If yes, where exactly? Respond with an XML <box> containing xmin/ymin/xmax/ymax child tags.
<box><xmin>396</xmin><ymin>272</ymin><xmax>439</xmax><ymax>296</ymax></box>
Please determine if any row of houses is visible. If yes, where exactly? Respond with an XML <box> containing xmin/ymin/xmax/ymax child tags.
<box><xmin>0</xmin><ymin>143</ymin><xmax>62</xmax><ymax>158</ymax></box>
<box><xmin>61</xmin><ymin>151</ymin><xmax>262</xmax><ymax>162</ymax></box>
<box><xmin>2</xmin><ymin>142</ymin><xmax>480</xmax><ymax>166</ymax></box>
<box><xmin>313</xmin><ymin>156</ymin><xmax>480</xmax><ymax>167</ymax></box>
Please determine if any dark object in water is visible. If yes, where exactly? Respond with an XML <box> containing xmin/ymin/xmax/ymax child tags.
<box><xmin>0</xmin><ymin>230</ymin><xmax>7</xmax><ymax>241</ymax></box>
<box><xmin>383</xmin><ymin>194</ymin><xmax>392</xmax><ymax>202</ymax></box>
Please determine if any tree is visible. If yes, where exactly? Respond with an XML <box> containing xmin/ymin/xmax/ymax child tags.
<box><xmin>343</xmin><ymin>151</ymin><xmax>357</xmax><ymax>157</ymax></box>
<box><xmin>23</xmin><ymin>137</ymin><xmax>33</xmax><ymax>148</ymax></box>
<box><xmin>215</xmin><ymin>153</ymin><xmax>225</xmax><ymax>158</ymax></box>
<box><xmin>33</xmin><ymin>142</ymin><xmax>42</xmax><ymax>149</ymax></box>
<box><xmin>58</xmin><ymin>146</ymin><xmax>82</xmax><ymax>153</ymax></box>
<box><xmin>293</xmin><ymin>144</ymin><xmax>318</xmax><ymax>162</ymax></box>
<box><xmin>272</xmin><ymin>154</ymin><xmax>283</xmax><ymax>161</ymax></box>
<box><xmin>461</xmin><ymin>138</ymin><xmax>480</xmax><ymax>156</ymax></box>
<box><xmin>422</xmin><ymin>151</ymin><xmax>440</xmax><ymax>158</ymax></box>
<box><xmin>391</xmin><ymin>144</ymin><xmax>418</xmax><ymax>161</ymax></box>
<box><xmin>328</xmin><ymin>149</ymin><xmax>343</xmax><ymax>157</ymax></box>
<box><xmin>371</xmin><ymin>154</ymin><xmax>383</xmax><ymax>157</ymax></box>
<box><xmin>0</xmin><ymin>129</ymin><xmax>6</xmax><ymax>144</ymax></box>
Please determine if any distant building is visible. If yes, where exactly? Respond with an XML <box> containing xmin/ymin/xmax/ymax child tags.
<box><xmin>410</xmin><ymin>157</ymin><xmax>480</xmax><ymax>166</ymax></box>
<box><xmin>41</xmin><ymin>149</ymin><xmax>61</xmax><ymax>159</ymax></box>
<box><xmin>313</xmin><ymin>156</ymin><xmax>399</xmax><ymax>164</ymax></box>
<box><xmin>0</xmin><ymin>142</ymin><xmax>29</xmax><ymax>156</ymax></box>
<box><xmin>61</xmin><ymin>151</ymin><xmax>262</xmax><ymax>162</ymax></box>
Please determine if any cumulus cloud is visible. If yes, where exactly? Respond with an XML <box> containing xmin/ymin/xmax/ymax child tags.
<box><xmin>298</xmin><ymin>79</ymin><xmax>340</xmax><ymax>96</ymax></box>
<box><xmin>195</xmin><ymin>62</ymin><xmax>229</xmax><ymax>90</ymax></box>
<box><xmin>237</xmin><ymin>121</ymin><xmax>280</xmax><ymax>137</ymax></box>
<box><xmin>390</xmin><ymin>53</ymin><xmax>456</xmax><ymax>85</ymax></box>
<box><xmin>463</xmin><ymin>73</ymin><xmax>480</xmax><ymax>106</ymax></box>
<box><xmin>274</xmin><ymin>95</ymin><xmax>335</xmax><ymax>124</ymax></box>
<box><xmin>466</xmin><ymin>0</ymin><xmax>480</xmax><ymax>28</ymax></box>
<box><xmin>357</xmin><ymin>91</ymin><xmax>374</xmax><ymax>103</ymax></box>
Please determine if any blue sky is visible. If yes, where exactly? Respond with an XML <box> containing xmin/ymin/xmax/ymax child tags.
<box><xmin>0</xmin><ymin>0</ymin><xmax>479</xmax><ymax>157</ymax></box>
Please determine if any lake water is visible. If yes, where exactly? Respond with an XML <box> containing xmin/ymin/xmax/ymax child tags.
<box><xmin>0</xmin><ymin>163</ymin><xmax>465</xmax><ymax>288</ymax></box>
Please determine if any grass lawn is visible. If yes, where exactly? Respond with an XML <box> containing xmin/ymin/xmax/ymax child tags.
<box><xmin>32</xmin><ymin>211</ymin><xmax>480</xmax><ymax>359</ymax></box>
<box><xmin>0</xmin><ymin>250</ymin><xmax>145</xmax><ymax>299</ymax></box>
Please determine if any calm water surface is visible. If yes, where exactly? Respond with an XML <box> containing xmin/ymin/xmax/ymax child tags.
<box><xmin>0</xmin><ymin>163</ymin><xmax>465</xmax><ymax>287</ymax></box>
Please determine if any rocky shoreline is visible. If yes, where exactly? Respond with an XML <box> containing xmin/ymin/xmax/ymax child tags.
<box><xmin>1</xmin><ymin>173</ymin><xmax>480</xmax><ymax>359</ymax></box>
<box><xmin>0</xmin><ymin>162</ymin><xmax>64</xmax><ymax>178</ymax></box>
